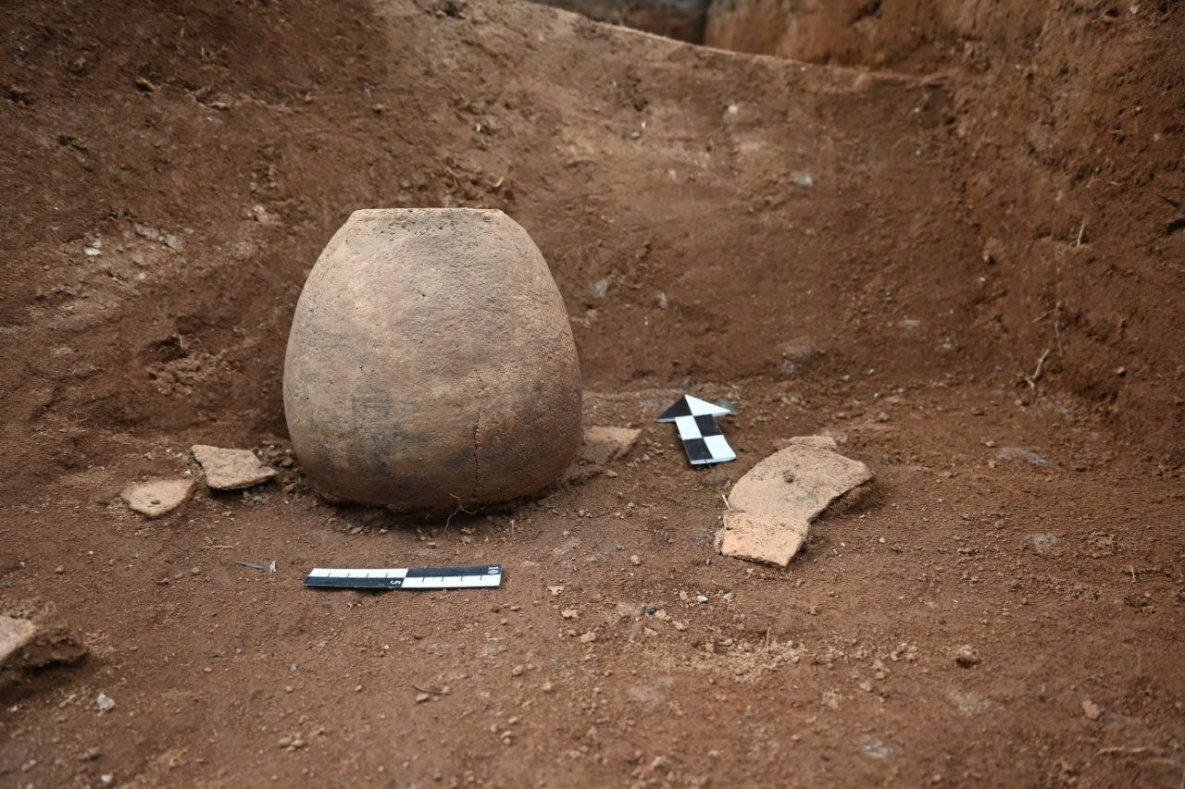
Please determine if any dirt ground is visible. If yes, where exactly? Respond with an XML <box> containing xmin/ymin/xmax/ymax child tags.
<box><xmin>1</xmin><ymin>0</ymin><xmax>1183</xmax><ymax>786</ymax></box>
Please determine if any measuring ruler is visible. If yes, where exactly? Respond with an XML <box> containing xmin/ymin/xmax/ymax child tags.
<box><xmin>303</xmin><ymin>564</ymin><xmax>502</xmax><ymax>590</ymax></box>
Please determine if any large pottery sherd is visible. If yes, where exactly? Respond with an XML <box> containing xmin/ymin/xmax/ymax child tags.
<box><xmin>283</xmin><ymin>208</ymin><xmax>582</xmax><ymax>513</ymax></box>
<box><xmin>717</xmin><ymin>436</ymin><xmax>873</xmax><ymax>566</ymax></box>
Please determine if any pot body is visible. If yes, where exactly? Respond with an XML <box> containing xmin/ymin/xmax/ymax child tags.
<box><xmin>283</xmin><ymin>208</ymin><xmax>582</xmax><ymax>512</ymax></box>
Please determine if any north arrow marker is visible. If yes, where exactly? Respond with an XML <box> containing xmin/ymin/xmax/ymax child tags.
<box><xmin>656</xmin><ymin>395</ymin><xmax>737</xmax><ymax>466</ymax></box>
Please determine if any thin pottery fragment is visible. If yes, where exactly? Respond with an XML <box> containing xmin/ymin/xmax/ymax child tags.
<box><xmin>717</xmin><ymin>436</ymin><xmax>873</xmax><ymax>566</ymax></box>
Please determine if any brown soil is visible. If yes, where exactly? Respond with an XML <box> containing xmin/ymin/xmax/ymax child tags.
<box><xmin>1</xmin><ymin>0</ymin><xmax>1182</xmax><ymax>786</ymax></box>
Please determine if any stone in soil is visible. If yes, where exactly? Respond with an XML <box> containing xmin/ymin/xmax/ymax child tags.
<box><xmin>191</xmin><ymin>445</ymin><xmax>278</xmax><ymax>490</ymax></box>
<box><xmin>1029</xmin><ymin>532</ymin><xmax>1061</xmax><ymax>554</ymax></box>
<box><xmin>716</xmin><ymin>436</ymin><xmax>873</xmax><ymax>567</ymax></box>
<box><xmin>121</xmin><ymin>478</ymin><xmax>195</xmax><ymax>518</ymax></box>
<box><xmin>0</xmin><ymin>616</ymin><xmax>88</xmax><ymax>673</ymax></box>
<box><xmin>954</xmin><ymin>645</ymin><xmax>982</xmax><ymax>667</ymax></box>
<box><xmin>996</xmin><ymin>447</ymin><xmax>1053</xmax><ymax>467</ymax></box>
<box><xmin>0</xmin><ymin>615</ymin><xmax>38</xmax><ymax>668</ymax></box>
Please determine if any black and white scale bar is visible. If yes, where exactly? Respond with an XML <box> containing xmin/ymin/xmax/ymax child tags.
<box><xmin>304</xmin><ymin>565</ymin><xmax>502</xmax><ymax>590</ymax></box>
<box><xmin>656</xmin><ymin>395</ymin><xmax>737</xmax><ymax>466</ymax></box>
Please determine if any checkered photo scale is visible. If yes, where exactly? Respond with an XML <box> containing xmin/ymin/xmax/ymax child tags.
<box><xmin>656</xmin><ymin>395</ymin><xmax>737</xmax><ymax>466</ymax></box>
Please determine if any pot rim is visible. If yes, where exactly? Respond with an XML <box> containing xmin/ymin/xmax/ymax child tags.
<box><xmin>348</xmin><ymin>207</ymin><xmax>506</xmax><ymax>221</ymax></box>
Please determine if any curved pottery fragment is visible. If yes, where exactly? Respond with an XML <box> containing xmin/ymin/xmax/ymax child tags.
<box><xmin>283</xmin><ymin>208</ymin><xmax>582</xmax><ymax>513</ymax></box>
<box><xmin>718</xmin><ymin>436</ymin><xmax>873</xmax><ymax>566</ymax></box>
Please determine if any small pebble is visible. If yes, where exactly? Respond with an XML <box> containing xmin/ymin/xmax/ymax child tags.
<box><xmin>954</xmin><ymin>645</ymin><xmax>981</xmax><ymax>667</ymax></box>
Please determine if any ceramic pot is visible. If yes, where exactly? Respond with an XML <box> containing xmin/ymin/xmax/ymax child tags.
<box><xmin>283</xmin><ymin>208</ymin><xmax>582</xmax><ymax>513</ymax></box>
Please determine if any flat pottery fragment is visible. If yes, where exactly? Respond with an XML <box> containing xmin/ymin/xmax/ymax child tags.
<box><xmin>718</xmin><ymin>436</ymin><xmax>873</xmax><ymax>566</ymax></box>
<box><xmin>121</xmin><ymin>479</ymin><xmax>195</xmax><ymax>518</ymax></box>
<box><xmin>191</xmin><ymin>445</ymin><xmax>278</xmax><ymax>490</ymax></box>
<box><xmin>578</xmin><ymin>426</ymin><xmax>642</xmax><ymax>466</ymax></box>
<box><xmin>566</xmin><ymin>425</ymin><xmax>642</xmax><ymax>484</ymax></box>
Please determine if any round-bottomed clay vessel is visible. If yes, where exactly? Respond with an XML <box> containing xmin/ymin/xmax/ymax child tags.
<box><xmin>283</xmin><ymin>208</ymin><xmax>582</xmax><ymax>513</ymax></box>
